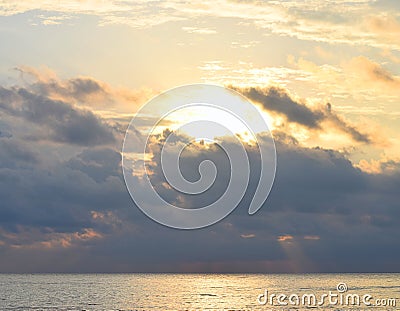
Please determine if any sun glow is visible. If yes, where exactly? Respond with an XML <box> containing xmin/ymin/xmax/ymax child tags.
<box><xmin>144</xmin><ymin>92</ymin><xmax>275</xmax><ymax>144</ymax></box>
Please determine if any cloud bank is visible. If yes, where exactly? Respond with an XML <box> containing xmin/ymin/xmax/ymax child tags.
<box><xmin>0</xmin><ymin>69</ymin><xmax>399</xmax><ymax>273</ymax></box>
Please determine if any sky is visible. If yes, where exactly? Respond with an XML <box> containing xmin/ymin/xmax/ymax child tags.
<box><xmin>0</xmin><ymin>0</ymin><xmax>399</xmax><ymax>272</ymax></box>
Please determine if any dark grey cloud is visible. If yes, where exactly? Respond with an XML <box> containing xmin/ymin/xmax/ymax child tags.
<box><xmin>240</xmin><ymin>86</ymin><xmax>323</xmax><ymax>128</ymax></box>
<box><xmin>144</xmin><ymin>130</ymin><xmax>398</xmax><ymax>221</ymax></box>
<box><xmin>145</xmin><ymin>131</ymin><xmax>399</xmax><ymax>270</ymax></box>
<box><xmin>0</xmin><ymin>86</ymin><xmax>115</xmax><ymax>146</ymax></box>
<box><xmin>0</xmin><ymin>145</ymin><xmax>129</xmax><ymax>233</ymax></box>
<box><xmin>0</xmin><ymin>128</ymin><xmax>399</xmax><ymax>272</ymax></box>
<box><xmin>0</xmin><ymin>77</ymin><xmax>398</xmax><ymax>273</ymax></box>
<box><xmin>0</xmin><ymin>129</ymin><xmax>12</xmax><ymax>138</ymax></box>
<box><xmin>0</xmin><ymin>139</ymin><xmax>39</xmax><ymax>168</ymax></box>
<box><xmin>236</xmin><ymin>86</ymin><xmax>371</xmax><ymax>143</ymax></box>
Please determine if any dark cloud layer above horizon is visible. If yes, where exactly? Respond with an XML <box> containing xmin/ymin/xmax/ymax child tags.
<box><xmin>0</xmin><ymin>74</ymin><xmax>399</xmax><ymax>273</ymax></box>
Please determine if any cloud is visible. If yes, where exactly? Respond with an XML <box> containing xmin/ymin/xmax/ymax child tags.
<box><xmin>0</xmin><ymin>139</ymin><xmax>39</xmax><ymax>168</ymax></box>
<box><xmin>288</xmin><ymin>55</ymin><xmax>400</xmax><ymax>95</ymax></box>
<box><xmin>278</xmin><ymin>235</ymin><xmax>294</xmax><ymax>242</ymax></box>
<box><xmin>200</xmin><ymin>57</ymin><xmax>399</xmax><ymax>120</ymax></box>
<box><xmin>199</xmin><ymin>61</ymin><xmax>313</xmax><ymax>89</ymax></box>
<box><xmin>0</xmin><ymin>0</ymin><xmax>185</xmax><ymax>28</ymax></box>
<box><xmin>1</xmin><ymin>226</ymin><xmax>103</xmax><ymax>250</ymax></box>
<box><xmin>121</xmin><ymin>128</ymin><xmax>400</xmax><ymax>270</ymax></box>
<box><xmin>0</xmin><ymin>86</ymin><xmax>116</xmax><ymax>146</ymax></box>
<box><xmin>240</xmin><ymin>234</ymin><xmax>256</xmax><ymax>239</ymax></box>
<box><xmin>0</xmin><ymin>129</ymin><xmax>12</xmax><ymax>138</ymax></box>
<box><xmin>303</xmin><ymin>235</ymin><xmax>320</xmax><ymax>240</ymax></box>
<box><xmin>240</xmin><ymin>86</ymin><xmax>323</xmax><ymax>129</ymax></box>
<box><xmin>0</xmin><ymin>69</ymin><xmax>399</xmax><ymax>272</ymax></box>
<box><xmin>67</xmin><ymin>147</ymin><xmax>122</xmax><ymax>182</ymax></box>
<box><xmin>182</xmin><ymin>26</ymin><xmax>217</xmax><ymax>34</ymax></box>
<box><xmin>0</xmin><ymin>121</ymin><xmax>12</xmax><ymax>139</ymax></box>
<box><xmin>236</xmin><ymin>86</ymin><xmax>371</xmax><ymax>143</ymax></box>
<box><xmin>2</xmin><ymin>0</ymin><xmax>400</xmax><ymax>50</ymax></box>
<box><xmin>357</xmin><ymin>157</ymin><xmax>400</xmax><ymax>174</ymax></box>
<box><xmin>15</xmin><ymin>66</ymin><xmax>152</xmax><ymax>113</ymax></box>
<box><xmin>1</xmin><ymin>128</ymin><xmax>400</xmax><ymax>272</ymax></box>
<box><xmin>346</xmin><ymin>56</ymin><xmax>400</xmax><ymax>88</ymax></box>
<box><xmin>365</xmin><ymin>14</ymin><xmax>400</xmax><ymax>36</ymax></box>
<box><xmin>0</xmin><ymin>142</ymin><xmax>130</xmax><ymax>244</ymax></box>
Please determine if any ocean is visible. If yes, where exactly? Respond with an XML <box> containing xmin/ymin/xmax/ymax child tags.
<box><xmin>0</xmin><ymin>273</ymin><xmax>398</xmax><ymax>311</ymax></box>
